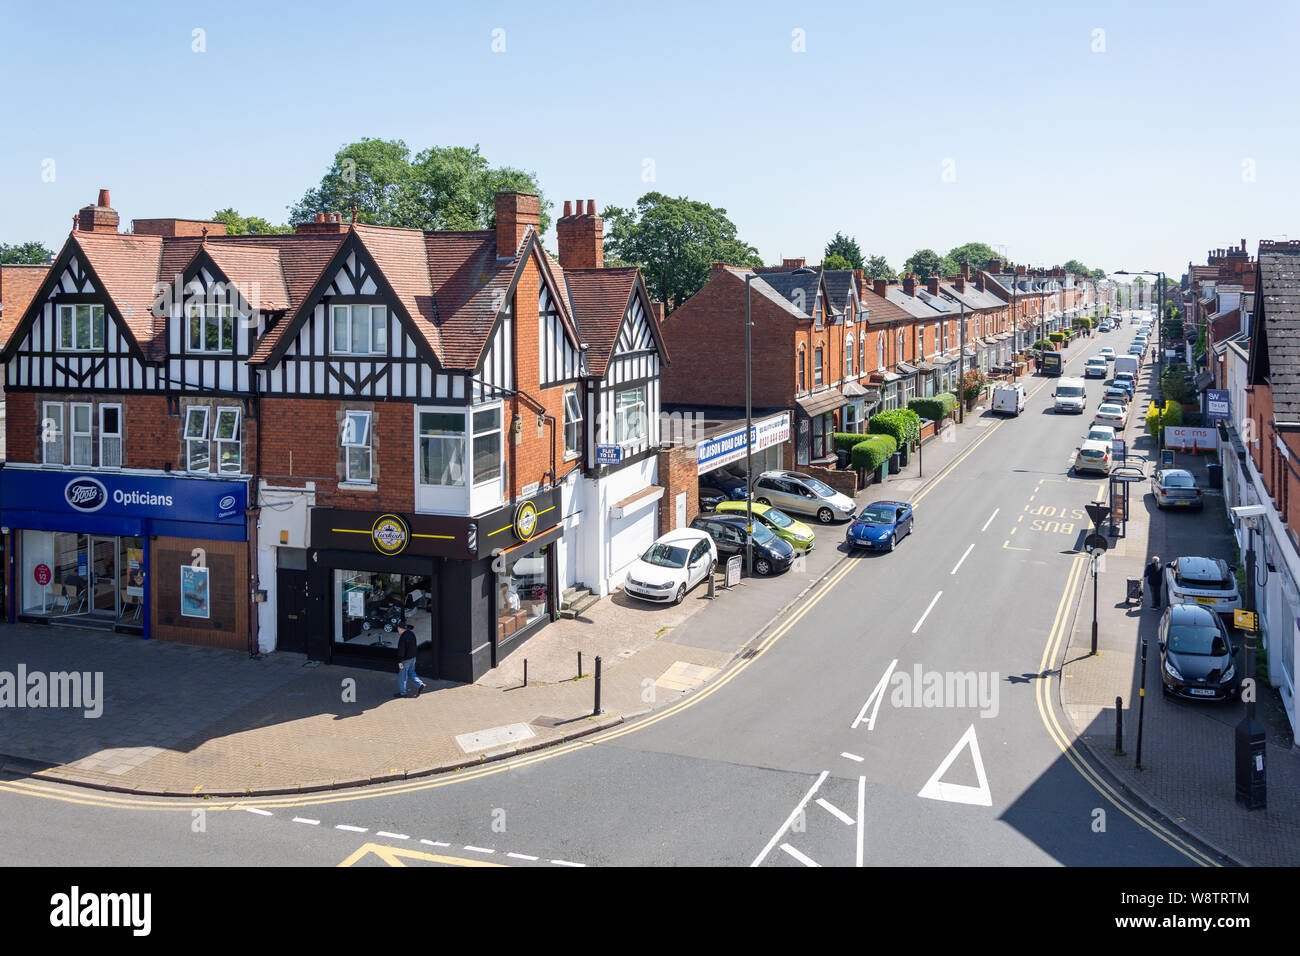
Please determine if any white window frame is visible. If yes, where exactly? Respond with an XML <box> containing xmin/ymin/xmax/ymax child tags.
<box><xmin>471</xmin><ymin>405</ymin><xmax>503</xmax><ymax>486</ymax></box>
<box><xmin>858</xmin><ymin>334</ymin><xmax>866</xmax><ymax>374</ymax></box>
<box><xmin>615</xmin><ymin>386</ymin><xmax>647</xmax><ymax>446</ymax></box>
<box><xmin>70</xmin><ymin>402</ymin><xmax>94</xmax><ymax>467</ymax></box>
<box><xmin>185</xmin><ymin>406</ymin><xmax>210</xmax><ymax>473</ymax></box>
<box><xmin>418</xmin><ymin>408</ymin><xmax>467</xmax><ymax>488</ymax></box>
<box><xmin>213</xmin><ymin>406</ymin><xmax>242</xmax><ymax>476</ymax></box>
<box><xmin>331</xmin><ymin>304</ymin><xmax>388</xmax><ymax>356</ymax></box>
<box><xmin>845</xmin><ymin>334</ymin><xmax>854</xmax><ymax>378</ymax></box>
<box><xmin>897</xmin><ymin>330</ymin><xmax>905</xmax><ymax>363</ymax></box>
<box><xmin>56</xmin><ymin>304</ymin><xmax>105</xmax><ymax>352</ymax></box>
<box><xmin>563</xmin><ymin>389</ymin><xmax>583</xmax><ymax>459</ymax></box>
<box><xmin>187</xmin><ymin>302</ymin><xmax>235</xmax><ymax>354</ymax></box>
<box><xmin>877</xmin><ymin>336</ymin><xmax>884</xmax><ymax>370</ymax></box>
<box><xmin>99</xmin><ymin>404</ymin><xmax>122</xmax><ymax>469</ymax></box>
<box><xmin>342</xmin><ymin>410</ymin><xmax>372</xmax><ymax>484</ymax></box>
<box><xmin>814</xmin><ymin>347</ymin><xmax>823</xmax><ymax>388</ymax></box>
<box><xmin>41</xmin><ymin>402</ymin><xmax>64</xmax><ymax>465</ymax></box>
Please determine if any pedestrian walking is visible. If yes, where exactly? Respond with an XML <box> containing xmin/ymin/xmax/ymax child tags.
<box><xmin>395</xmin><ymin>623</ymin><xmax>425</xmax><ymax>698</ymax></box>
<box><xmin>1144</xmin><ymin>556</ymin><xmax>1163</xmax><ymax>609</ymax></box>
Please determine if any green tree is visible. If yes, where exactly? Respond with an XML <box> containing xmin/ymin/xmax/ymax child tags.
<box><xmin>602</xmin><ymin>192</ymin><xmax>762</xmax><ymax>312</ymax></box>
<box><xmin>0</xmin><ymin>241</ymin><xmax>53</xmax><ymax>264</ymax></box>
<box><xmin>947</xmin><ymin>242</ymin><xmax>999</xmax><ymax>272</ymax></box>
<box><xmin>823</xmin><ymin>253</ymin><xmax>853</xmax><ymax>271</ymax></box>
<box><xmin>211</xmin><ymin>208</ymin><xmax>291</xmax><ymax>235</ymax></box>
<box><xmin>1063</xmin><ymin>259</ymin><xmax>1091</xmax><ymax>276</ymax></box>
<box><xmin>904</xmin><ymin>248</ymin><xmax>955</xmax><ymax>279</ymax></box>
<box><xmin>863</xmin><ymin>255</ymin><xmax>896</xmax><ymax>280</ymax></box>
<box><xmin>824</xmin><ymin>232</ymin><xmax>864</xmax><ymax>271</ymax></box>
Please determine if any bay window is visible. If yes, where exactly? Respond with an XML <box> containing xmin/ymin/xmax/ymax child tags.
<box><xmin>332</xmin><ymin>304</ymin><xmax>388</xmax><ymax>355</ymax></box>
<box><xmin>42</xmin><ymin>403</ymin><xmax>64</xmax><ymax>464</ymax></box>
<box><xmin>418</xmin><ymin>411</ymin><xmax>466</xmax><ymax>486</ymax></box>
<box><xmin>57</xmin><ymin>304</ymin><xmax>105</xmax><ymax>351</ymax></box>
<box><xmin>99</xmin><ymin>405</ymin><xmax>122</xmax><ymax>468</ymax></box>
<box><xmin>342</xmin><ymin>410</ymin><xmax>372</xmax><ymax>483</ymax></box>
<box><xmin>472</xmin><ymin>407</ymin><xmax>502</xmax><ymax>485</ymax></box>
<box><xmin>615</xmin><ymin>387</ymin><xmax>646</xmax><ymax>445</ymax></box>
<box><xmin>187</xmin><ymin>302</ymin><xmax>234</xmax><ymax>353</ymax></box>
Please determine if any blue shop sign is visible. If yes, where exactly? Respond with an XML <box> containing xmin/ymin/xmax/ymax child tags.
<box><xmin>596</xmin><ymin>444</ymin><xmax>623</xmax><ymax>466</ymax></box>
<box><xmin>1</xmin><ymin>469</ymin><xmax>249</xmax><ymax>542</ymax></box>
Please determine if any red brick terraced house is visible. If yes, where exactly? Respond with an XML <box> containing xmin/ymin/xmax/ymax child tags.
<box><xmin>0</xmin><ymin>190</ymin><xmax>669</xmax><ymax>683</ymax></box>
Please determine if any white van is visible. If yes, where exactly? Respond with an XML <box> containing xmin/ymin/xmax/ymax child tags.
<box><xmin>1113</xmin><ymin>355</ymin><xmax>1139</xmax><ymax>378</ymax></box>
<box><xmin>992</xmin><ymin>383</ymin><xmax>1027</xmax><ymax>416</ymax></box>
<box><xmin>1053</xmin><ymin>377</ymin><xmax>1087</xmax><ymax>414</ymax></box>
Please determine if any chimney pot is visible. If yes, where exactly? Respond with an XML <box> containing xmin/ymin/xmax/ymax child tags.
<box><xmin>563</xmin><ymin>201</ymin><xmax>572</xmax><ymax>217</ymax></box>
<box><xmin>316</xmin><ymin>213</ymin><xmax>326</xmax><ymax>223</ymax></box>
<box><xmin>587</xmin><ymin>199</ymin><xmax>595</xmax><ymax>215</ymax></box>
<box><xmin>77</xmin><ymin>188</ymin><xmax>120</xmax><ymax>233</ymax></box>
<box><xmin>98</xmin><ymin>189</ymin><xmax>110</xmax><ymax>208</ymax></box>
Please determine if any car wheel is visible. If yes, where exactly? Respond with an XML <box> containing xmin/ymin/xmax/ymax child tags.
<box><xmin>817</xmin><ymin>507</ymin><xmax>835</xmax><ymax>524</ymax></box>
<box><xmin>755</xmin><ymin>557</ymin><xmax>772</xmax><ymax>576</ymax></box>
<box><xmin>755</xmin><ymin>497</ymin><xmax>770</xmax><ymax>506</ymax></box>
<box><xmin>887</xmin><ymin>533</ymin><xmax>896</xmax><ymax>553</ymax></box>
<box><xmin>674</xmin><ymin>584</ymin><xmax>686</xmax><ymax>605</ymax></box>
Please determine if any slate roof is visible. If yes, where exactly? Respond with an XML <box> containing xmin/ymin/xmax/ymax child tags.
<box><xmin>857</xmin><ymin>288</ymin><xmax>911</xmax><ymax>326</ymax></box>
<box><xmin>718</xmin><ymin>267</ymin><xmax>810</xmax><ymax>319</ymax></box>
<box><xmin>0</xmin><ymin>264</ymin><xmax>49</xmax><ymax>348</ymax></box>
<box><xmin>821</xmin><ymin>270</ymin><xmax>857</xmax><ymax>314</ymax></box>
<box><xmin>760</xmin><ymin>269</ymin><xmax>834</xmax><ymax>318</ymax></box>
<box><xmin>1255</xmin><ymin>249</ymin><xmax>1300</xmax><ymax>419</ymax></box>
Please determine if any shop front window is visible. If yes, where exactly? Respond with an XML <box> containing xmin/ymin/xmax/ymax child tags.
<box><xmin>21</xmin><ymin>530</ymin><xmax>142</xmax><ymax>627</ymax></box>
<box><xmin>333</xmin><ymin>570</ymin><xmax>432</xmax><ymax>650</ymax></box>
<box><xmin>497</xmin><ymin>548</ymin><xmax>549</xmax><ymax>643</ymax></box>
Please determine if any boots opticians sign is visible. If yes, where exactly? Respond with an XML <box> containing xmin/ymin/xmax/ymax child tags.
<box><xmin>3</xmin><ymin>470</ymin><xmax>248</xmax><ymax>528</ymax></box>
<box><xmin>64</xmin><ymin>477</ymin><xmax>109</xmax><ymax>512</ymax></box>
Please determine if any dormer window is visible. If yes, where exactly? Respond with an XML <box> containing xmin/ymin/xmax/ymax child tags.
<box><xmin>332</xmin><ymin>304</ymin><xmax>387</xmax><ymax>355</ymax></box>
<box><xmin>57</xmin><ymin>304</ymin><xmax>105</xmax><ymax>351</ymax></box>
<box><xmin>187</xmin><ymin>303</ymin><xmax>234</xmax><ymax>353</ymax></box>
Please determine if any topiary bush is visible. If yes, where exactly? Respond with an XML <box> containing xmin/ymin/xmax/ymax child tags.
<box><xmin>1146</xmin><ymin>400</ymin><xmax>1183</xmax><ymax>436</ymax></box>
<box><xmin>850</xmin><ymin>434</ymin><xmax>897</xmax><ymax>472</ymax></box>
<box><xmin>833</xmin><ymin>432</ymin><xmax>870</xmax><ymax>451</ymax></box>
<box><xmin>1032</xmin><ymin>339</ymin><xmax>1052</xmax><ymax>351</ymax></box>
<box><xmin>907</xmin><ymin>393</ymin><xmax>957</xmax><ymax>421</ymax></box>
<box><xmin>868</xmin><ymin>408</ymin><xmax>921</xmax><ymax>446</ymax></box>
<box><xmin>1049</xmin><ymin>332</ymin><xmax>1066</xmax><ymax>343</ymax></box>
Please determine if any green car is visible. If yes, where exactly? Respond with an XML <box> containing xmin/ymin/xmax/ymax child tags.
<box><xmin>713</xmin><ymin>501</ymin><xmax>815</xmax><ymax>552</ymax></box>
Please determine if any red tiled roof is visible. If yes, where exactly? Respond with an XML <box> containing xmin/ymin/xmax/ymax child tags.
<box><xmin>201</xmin><ymin>242</ymin><xmax>290</xmax><ymax>313</ymax></box>
<box><xmin>73</xmin><ymin>232</ymin><xmax>166</xmax><ymax>358</ymax></box>
<box><xmin>563</xmin><ymin>268</ymin><xmax>639</xmax><ymax>377</ymax></box>
<box><xmin>0</xmin><ymin>264</ymin><xmax>49</xmax><ymax>348</ymax></box>
<box><xmin>423</xmin><ymin>229</ymin><xmax>515</xmax><ymax>368</ymax></box>
<box><xmin>858</xmin><ymin>288</ymin><xmax>913</xmax><ymax>326</ymax></box>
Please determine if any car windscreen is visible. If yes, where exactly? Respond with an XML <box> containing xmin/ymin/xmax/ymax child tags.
<box><xmin>1056</xmin><ymin>386</ymin><xmax>1084</xmax><ymax>397</ymax></box>
<box><xmin>750</xmin><ymin>524</ymin><xmax>776</xmax><ymax>544</ymax></box>
<box><xmin>803</xmin><ymin>478</ymin><xmax>835</xmax><ymax>497</ymax></box>
<box><xmin>858</xmin><ymin>505</ymin><xmax>897</xmax><ymax>524</ymax></box>
<box><xmin>1162</xmin><ymin>472</ymin><xmax>1196</xmax><ymax>488</ymax></box>
<box><xmin>640</xmin><ymin>544</ymin><xmax>688</xmax><ymax>568</ymax></box>
<box><xmin>1168</xmin><ymin>625</ymin><xmax>1228</xmax><ymax>656</ymax></box>
<box><xmin>1087</xmin><ymin>429</ymin><xmax>1113</xmax><ymax>441</ymax></box>
<box><xmin>764</xmin><ymin>508</ymin><xmax>794</xmax><ymax>528</ymax></box>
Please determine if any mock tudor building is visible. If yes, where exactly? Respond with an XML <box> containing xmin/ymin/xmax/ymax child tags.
<box><xmin>0</xmin><ymin>190</ymin><xmax>667</xmax><ymax>683</ymax></box>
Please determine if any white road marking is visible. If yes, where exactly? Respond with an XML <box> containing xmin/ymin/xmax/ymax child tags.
<box><xmin>917</xmin><ymin>724</ymin><xmax>993</xmax><ymax>807</ymax></box>
<box><xmin>420</xmin><ymin>839</ymin><xmax>450</xmax><ymax>847</ymax></box>
<box><xmin>950</xmin><ymin>543</ymin><xmax>974</xmax><ymax>575</ymax></box>
<box><xmin>851</xmin><ymin>659</ymin><xmax>899</xmax><ymax>730</ymax></box>
<box><xmin>507</xmin><ymin>852</ymin><xmax>539</xmax><ymax>861</ymax></box>
<box><xmin>751</xmin><ymin>770</ymin><xmax>829</xmax><ymax>867</ymax></box>
<box><xmin>336</xmin><ymin>825</ymin><xmax>368</xmax><ymax>833</ymax></box>
<box><xmin>243</xmin><ymin>807</ymin><xmax>272</xmax><ymax>817</ymax></box>
<box><xmin>292</xmin><ymin>817</ymin><xmax>320</xmax><ymax>826</ymax></box>
<box><xmin>377</xmin><ymin>831</ymin><xmax>409</xmax><ymax>840</ymax></box>
<box><xmin>981</xmin><ymin>509</ymin><xmax>999</xmax><ymax>532</ymax></box>
<box><xmin>463</xmin><ymin>845</ymin><xmax>495</xmax><ymax>854</ymax></box>
<box><xmin>816</xmin><ymin>797</ymin><xmax>855</xmax><ymax>826</ymax></box>
<box><xmin>551</xmin><ymin>859</ymin><xmax>585</xmax><ymax>867</ymax></box>
<box><xmin>840</xmin><ymin>751</ymin><xmax>864</xmax><ymax>762</ymax></box>
<box><xmin>912</xmin><ymin>591</ymin><xmax>942</xmax><ymax>634</ymax></box>
<box><xmin>779</xmin><ymin>843</ymin><xmax>820</xmax><ymax>867</ymax></box>
<box><xmin>856</xmin><ymin>776</ymin><xmax>866</xmax><ymax>868</ymax></box>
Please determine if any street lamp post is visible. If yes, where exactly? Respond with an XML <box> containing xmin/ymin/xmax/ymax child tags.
<box><xmin>1235</xmin><ymin>516</ymin><xmax>1267</xmax><ymax>809</ymax></box>
<box><xmin>744</xmin><ymin>274</ymin><xmax>754</xmax><ymax>577</ymax></box>
<box><xmin>1116</xmin><ymin>269</ymin><xmax>1167</xmax><ymax>454</ymax></box>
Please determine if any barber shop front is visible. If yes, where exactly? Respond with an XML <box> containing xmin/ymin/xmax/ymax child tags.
<box><xmin>304</xmin><ymin>487</ymin><xmax>563</xmax><ymax>683</ymax></box>
<box><xmin>1</xmin><ymin>469</ymin><xmax>250</xmax><ymax>648</ymax></box>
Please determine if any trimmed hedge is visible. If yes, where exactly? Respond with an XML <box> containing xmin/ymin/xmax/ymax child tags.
<box><xmin>1146</xmin><ymin>400</ymin><xmax>1183</xmax><ymax>436</ymax></box>
<box><xmin>868</xmin><ymin>408</ymin><xmax>921</xmax><ymax>446</ymax></box>
<box><xmin>833</xmin><ymin>431</ymin><xmax>870</xmax><ymax>452</ymax></box>
<box><xmin>1049</xmin><ymin>332</ymin><xmax>1067</xmax><ymax>343</ymax></box>
<box><xmin>850</xmin><ymin>434</ymin><xmax>897</xmax><ymax>472</ymax></box>
<box><xmin>1032</xmin><ymin>339</ymin><xmax>1052</xmax><ymax>351</ymax></box>
<box><xmin>907</xmin><ymin>393</ymin><xmax>957</xmax><ymax>421</ymax></box>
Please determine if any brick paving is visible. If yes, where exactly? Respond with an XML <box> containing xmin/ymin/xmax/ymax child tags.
<box><xmin>1059</xmin><ymin>359</ymin><xmax>1300</xmax><ymax>866</ymax></box>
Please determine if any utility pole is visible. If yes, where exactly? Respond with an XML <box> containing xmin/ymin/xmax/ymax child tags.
<box><xmin>744</xmin><ymin>274</ymin><xmax>754</xmax><ymax>577</ymax></box>
<box><xmin>1235</xmin><ymin>516</ymin><xmax>1267</xmax><ymax>808</ymax></box>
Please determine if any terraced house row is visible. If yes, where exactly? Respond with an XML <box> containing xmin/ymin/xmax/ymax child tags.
<box><xmin>0</xmin><ymin>191</ymin><xmax>670</xmax><ymax>682</ymax></box>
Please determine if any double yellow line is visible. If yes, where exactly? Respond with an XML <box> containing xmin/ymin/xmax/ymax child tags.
<box><xmin>1034</xmin><ymin>553</ymin><xmax>1219</xmax><ymax>866</ymax></box>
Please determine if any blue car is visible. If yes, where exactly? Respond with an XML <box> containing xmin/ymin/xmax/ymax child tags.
<box><xmin>846</xmin><ymin>500</ymin><xmax>915</xmax><ymax>552</ymax></box>
<box><xmin>702</xmin><ymin>466</ymin><xmax>751</xmax><ymax>500</ymax></box>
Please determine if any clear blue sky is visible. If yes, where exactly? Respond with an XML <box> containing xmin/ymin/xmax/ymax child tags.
<box><xmin>3</xmin><ymin>0</ymin><xmax>1296</xmax><ymax>280</ymax></box>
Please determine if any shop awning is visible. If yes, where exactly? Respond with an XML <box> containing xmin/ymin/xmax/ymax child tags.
<box><xmin>796</xmin><ymin>388</ymin><xmax>848</xmax><ymax>417</ymax></box>
<box><xmin>611</xmin><ymin>485</ymin><xmax>664</xmax><ymax>519</ymax></box>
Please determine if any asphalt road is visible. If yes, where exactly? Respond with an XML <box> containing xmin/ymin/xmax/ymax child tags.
<box><xmin>0</xmin><ymin>328</ymin><xmax>1222</xmax><ymax>868</ymax></box>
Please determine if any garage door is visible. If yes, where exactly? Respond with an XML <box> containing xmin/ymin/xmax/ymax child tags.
<box><xmin>609</xmin><ymin>505</ymin><xmax>658</xmax><ymax>583</ymax></box>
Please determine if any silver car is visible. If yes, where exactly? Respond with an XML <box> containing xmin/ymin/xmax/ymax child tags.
<box><xmin>751</xmin><ymin>470</ymin><xmax>857</xmax><ymax>524</ymax></box>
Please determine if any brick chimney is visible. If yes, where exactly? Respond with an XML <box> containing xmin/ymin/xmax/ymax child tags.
<box><xmin>134</xmin><ymin>218</ymin><xmax>228</xmax><ymax>238</ymax></box>
<box><xmin>925</xmin><ymin>276</ymin><xmax>941</xmax><ymax>296</ymax></box>
<box><xmin>295</xmin><ymin>211</ymin><xmax>348</xmax><ymax>235</ymax></box>
<box><xmin>556</xmin><ymin>198</ymin><xmax>603</xmax><ymax>270</ymax></box>
<box><xmin>960</xmin><ymin>260</ymin><xmax>971</xmax><ymax>280</ymax></box>
<box><xmin>954</xmin><ymin>275</ymin><xmax>966</xmax><ymax>293</ymax></box>
<box><xmin>902</xmin><ymin>275</ymin><xmax>917</xmax><ymax>296</ymax></box>
<box><xmin>782</xmin><ymin>258</ymin><xmax>807</xmax><ymax>270</ymax></box>
<box><xmin>987</xmin><ymin>258</ymin><xmax>1001</xmax><ymax>274</ymax></box>
<box><xmin>1015</xmin><ymin>265</ymin><xmax>1027</xmax><ymax>276</ymax></box>
<box><xmin>974</xmin><ymin>271</ymin><xmax>986</xmax><ymax>292</ymax></box>
<box><xmin>650</xmin><ymin>301</ymin><xmax>665</xmax><ymax>324</ymax></box>
<box><xmin>494</xmin><ymin>191</ymin><xmax>540</xmax><ymax>254</ymax></box>
<box><xmin>77</xmin><ymin>189</ymin><xmax>119</xmax><ymax>233</ymax></box>
<box><xmin>853</xmin><ymin>269</ymin><xmax>866</xmax><ymax>294</ymax></box>
<box><xmin>873</xmin><ymin>278</ymin><xmax>888</xmax><ymax>299</ymax></box>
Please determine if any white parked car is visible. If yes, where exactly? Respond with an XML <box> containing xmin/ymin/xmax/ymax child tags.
<box><xmin>1163</xmin><ymin>557</ymin><xmax>1241</xmax><ymax>616</ymax></box>
<box><xmin>1084</xmin><ymin>358</ymin><xmax>1108</xmax><ymax>379</ymax></box>
<box><xmin>1094</xmin><ymin>402</ymin><xmax>1127</xmax><ymax>429</ymax></box>
<box><xmin>623</xmin><ymin>530</ymin><xmax>717</xmax><ymax>605</ymax></box>
<box><xmin>1098</xmin><ymin>347</ymin><xmax>1116</xmax><ymax>362</ymax></box>
<box><xmin>1087</xmin><ymin>425</ymin><xmax>1117</xmax><ymax>444</ymax></box>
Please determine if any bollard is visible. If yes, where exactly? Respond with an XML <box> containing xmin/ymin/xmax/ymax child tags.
<box><xmin>708</xmin><ymin>569</ymin><xmax>715</xmax><ymax>599</ymax></box>
<box><xmin>578</xmin><ymin>651</ymin><xmax>583</xmax><ymax>679</ymax></box>
<box><xmin>1136</xmin><ymin>637</ymin><xmax>1148</xmax><ymax>770</ymax></box>
<box><xmin>523</xmin><ymin>658</ymin><xmax>528</xmax><ymax>688</ymax></box>
<box><xmin>594</xmin><ymin>655</ymin><xmax>602</xmax><ymax>715</ymax></box>
<box><xmin>1114</xmin><ymin>695</ymin><xmax>1124</xmax><ymax>755</ymax></box>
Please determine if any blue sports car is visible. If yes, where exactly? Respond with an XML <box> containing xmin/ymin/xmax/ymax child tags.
<box><xmin>846</xmin><ymin>500</ymin><xmax>915</xmax><ymax>552</ymax></box>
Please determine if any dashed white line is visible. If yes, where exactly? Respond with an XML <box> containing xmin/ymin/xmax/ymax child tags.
<box><xmin>751</xmin><ymin>770</ymin><xmax>830</xmax><ymax>867</ymax></box>
<box><xmin>336</xmin><ymin>825</ymin><xmax>368</xmax><ymax>833</ymax></box>
<box><xmin>912</xmin><ymin>591</ymin><xmax>943</xmax><ymax>634</ymax></box>
<box><xmin>779</xmin><ymin>843</ymin><xmax>820</xmax><ymax>867</ymax></box>
<box><xmin>815</xmin><ymin>797</ymin><xmax>855</xmax><ymax>826</ymax></box>
<box><xmin>551</xmin><ymin>859</ymin><xmax>585</xmax><ymax>867</ymax></box>
<box><xmin>507</xmin><ymin>852</ymin><xmax>539</xmax><ymax>861</ymax></box>
<box><xmin>420</xmin><ymin>839</ymin><xmax>449</xmax><ymax>848</ymax></box>
<box><xmin>840</xmin><ymin>751</ymin><xmax>864</xmax><ymax>762</ymax></box>
<box><xmin>463</xmin><ymin>845</ymin><xmax>495</xmax><ymax>854</ymax></box>
<box><xmin>981</xmin><ymin>508</ymin><xmax>999</xmax><ymax>532</ymax></box>
<box><xmin>292</xmin><ymin>817</ymin><xmax>320</xmax><ymax>826</ymax></box>
<box><xmin>244</xmin><ymin>808</ymin><xmax>272</xmax><ymax>816</ymax></box>
<box><xmin>376</xmin><ymin>831</ymin><xmax>409</xmax><ymax>840</ymax></box>
<box><xmin>950</xmin><ymin>543</ymin><xmax>974</xmax><ymax>575</ymax></box>
<box><xmin>856</xmin><ymin>776</ymin><xmax>866</xmax><ymax>868</ymax></box>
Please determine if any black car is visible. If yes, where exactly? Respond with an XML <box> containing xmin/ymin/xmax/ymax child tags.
<box><xmin>689</xmin><ymin>513</ymin><xmax>795</xmax><ymax>576</ymax></box>
<box><xmin>1158</xmin><ymin>604</ymin><xmax>1240</xmax><ymax>701</ymax></box>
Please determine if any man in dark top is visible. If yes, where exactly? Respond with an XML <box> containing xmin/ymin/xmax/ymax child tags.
<box><xmin>1144</xmin><ymin>556</ymin><xmax>1163</xmax><ymax>609</ymax></box>
<box><xmin>396</xmin><ymin>624</ymin><xmax>425</xmax><ymax>698</ymax></box>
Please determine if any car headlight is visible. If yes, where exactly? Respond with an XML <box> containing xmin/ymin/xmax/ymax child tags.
<box><xmin>1223</xmin><ymin>661</ymin><xmax>1236</xmax><ymax>682</ymax></box>
<box><xmin>1164</xmin><ymin>658</ymin><xmax>1184</xmax><ymax>681</ymax></box>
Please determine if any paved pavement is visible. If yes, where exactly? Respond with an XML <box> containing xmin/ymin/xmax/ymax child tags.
<box><xmin>1058</xmin><ymin>352</ymin><xmax>1300</xmax><ymax>866</ymax></box>
<box><xmin>0</xmin><ymin>406</ymin><xmax>991</xmax><ymax>797</ymax></box>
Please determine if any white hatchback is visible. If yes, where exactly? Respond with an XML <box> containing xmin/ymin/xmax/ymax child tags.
<box><xmin>1094</xmin><ymin>402</ymin><xmax>1127</xmax><ymax>428</ymax></box>
<box><xmin>623</xmin><ymin>530</ymin><xmax>717</xmax><ymax>605</ymax></box>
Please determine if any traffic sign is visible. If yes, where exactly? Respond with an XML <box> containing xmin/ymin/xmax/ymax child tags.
<box><xmin>1084</xmin><ymin>503</ymin><xmax>1111</xmax><ymax>527</ymax></box>
<box><xmin>1234</xmin><ymin>609</ymin><xmax>1258</xmax><ymax>632</ymax></box>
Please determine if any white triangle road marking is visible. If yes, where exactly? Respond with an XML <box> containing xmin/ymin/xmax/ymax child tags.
<box><xmin>917</xmin><ymin>724</ymin><xmax>992</xmax><ymax>807</ymax></box>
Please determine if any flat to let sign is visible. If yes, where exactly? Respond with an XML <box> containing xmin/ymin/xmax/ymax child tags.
<box><xmin>596</xmin><ymin>444</ymin><xmax>623</xmax><ymax>466</ymax></box>
<box><xmin>1206</xmin><ymin>390</ymin><xmax>1231</xmax><ymax>422</ymax></box>
<box><xmin>33</xmin><ymin>564</ymin><xmax>51</xmax><ymax>586</ymax></box>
